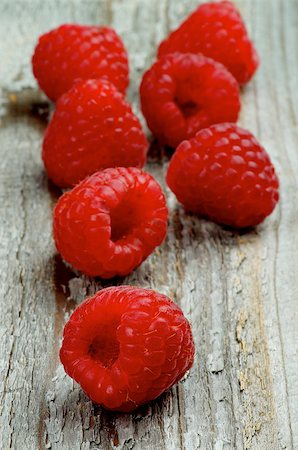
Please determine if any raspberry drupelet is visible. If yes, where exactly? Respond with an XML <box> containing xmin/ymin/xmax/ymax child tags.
<box><xmin>53</xmin><ymin>167</ymin><xmax>168</xmax><ymax>278</ymax></box>
<box><xmin>43</xmin><ymin>79</ymin><xmax>148</xmax><ymax>188</ymax></box>
<box><xmin>140</xmin><ymin>53</ymin><xmax>240</xmax><ymax>148</ymax></box>
<box><xmin>60</xmin><ymin>286</ymin><xmax>195</xmax><ymax>411</ymax></box>
<box><xmin>166</xmin><ymin>123</ymin><xmax>279</xmax><ymax>228</ymax></box>
<box><xmin>32</xmin><ymin>24</ymin><xmax>129</xmax><ymax>101</ymax></box>
<box><xmin>158</xmin><ymin>1</ymin><xmax>259</xmax><ymax>85</ymax></box>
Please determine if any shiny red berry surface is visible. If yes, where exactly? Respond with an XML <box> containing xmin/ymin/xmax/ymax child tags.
<box><xmin>158</xmin><ymin>1</ymin><xmax>259</xmax><ymax>85</ymax></box>
<box><xmin>43</xmin><ymin>79</ymin><xmax>148</xmax><ymax>188</ymax></box>
<box><xmin>32</xmin><ymin>24</ymin><xmax>129</xmax><ymax>101</ymax></box>
<box><xmin>166</xmin><ymin>123</ymin><xmax>279</xmax><ymax>228</ymax></box>
<box><xmin>140</xmin><ymin>53</ymin><xmax>240</xmax><ymax>148</ymax></box>
<box><xmin>53</xmin><ymin>167</ymin><xmax>168</xmax><ymax>278</ymax></box>
<box><xmin>60</xmin><ymin>286</ymin><xmax>195</xmax><ymax>411</ymax></box>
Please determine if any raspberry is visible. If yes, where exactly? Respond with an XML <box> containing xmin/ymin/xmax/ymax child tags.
<box><xmin>140</xmin><ymin>53</ymin><xmax>240</xmax><ymax>148</ymax></box>
<box><xmin>43</xmin><ymin>79</ymin><xmax>148</xmax><ymax>187</ymax></box>
<box><xmin>166</xmin><ymin>123</ymin><xmax>279</xmax><ymax>228</ymax></box>
<box><xmin>32</xmin><ymin>24</ymin><xmax>129</xmax><ymax>101</ymax></box>
<box><xmin>60</xmin><ymin>286</ymin><xmax>195</xmax><ymax>411</ymax></box>
<box><xmin>53</xmin><ymin>167</ymin><xmax>168</xmax><ymax>278</ymax></box>
<box><xmin>158</xmin><ymin>1</ymin><xmax>259</xmax><ymax>85</ymax></box>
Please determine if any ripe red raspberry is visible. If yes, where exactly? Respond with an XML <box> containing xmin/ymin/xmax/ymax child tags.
<box><xmin>53</xmin><ymin>167</ymin><xmax>168</xmax><ymax>278</ymax></box>
<box><xmin>43</xmin><ymin>79</ymin><xmax>148</xmax><ymax>187</ymax></box>
<box><xmin>60</xmin><ymin>286</ymin><xmax>195</xmax><ymax>412</ymax></box>
<box><xmin>158</xmin><ymin>1</ymin><xmax>259</xmax><ymax>85</ymax></box>
<box><xmin>32</xmin><ymin>24</ymin><xmax>129</xmax><ymax>101</ymax></box>
<box><xmin>166</xmin><ymin>123</ymin><xmax>279</xmax><ymax>228</ymax></box>
<box><xmin>140</xmin><ymin>53</ymin><xmax>240</xmax><ymax>148</ymax></box>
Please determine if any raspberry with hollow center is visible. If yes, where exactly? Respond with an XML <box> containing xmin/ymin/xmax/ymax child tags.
<box><xmin>158</xmin><ymin>1</ymin><xmax>259</xmax><ymax>85</ymax></box>
<box><xmin>43</xmin><ymin>79</ymin><xmax>148</xmax><ymax>188</ymax></box>
<box><xmin>166</xmin><ymin>123</ymin><xmax>279</xmax><ymax>228</ymax></box>
<box><xmin>53</xmin><ymin>167</ymin><xmax>168</xmax><ymax>278</ymax></box>
<box><xmin>140</xmin><ymin>53</ymin><xmax>240</xmax><ymax>148</ymax></box>
<box><xmin>60</xmin><ymin>286</ymin><xmax>195</xmax><ymax>411</ymax></box>
<box><xmin>32</xmin><ymin>24</ymin><xmax>129</xmax><ymax>101</ymax></box>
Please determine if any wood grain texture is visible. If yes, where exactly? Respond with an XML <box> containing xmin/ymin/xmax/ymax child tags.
<box><xmin>0</xmin><ymin>1</ymin><xmax>297</xmax><ymax>449</ymax></box>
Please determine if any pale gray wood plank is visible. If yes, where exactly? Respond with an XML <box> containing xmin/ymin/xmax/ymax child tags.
<box><xmin>239</xmin><ymin>1</ymin><xmax>298</xmax><ymax>448</ymax></box>
<box><xmin>0</xmin><ymin>113</ymin><xmax>54</xmax><ymax>449</ymax></box>
<box><xmin>0</xmin><ymin>1</ymin><xmax>297</xmax><ymax>449</ymax></box>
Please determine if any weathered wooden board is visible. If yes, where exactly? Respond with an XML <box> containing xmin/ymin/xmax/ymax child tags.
<box><xmin>0</xmin><ymin>0</ymin><xmax>297</xmax><ymax>449</ymax></box>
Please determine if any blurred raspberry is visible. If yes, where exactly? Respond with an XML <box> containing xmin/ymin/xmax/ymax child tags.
<box><xmin>32</xmin><ymin>24</ymin><xmax>129</xmax><ymax>100</ymax></box>
<box><xmin>158</xmin><ymin>1</ymin><xmax>259</xmax><ymax>85</ymax></box>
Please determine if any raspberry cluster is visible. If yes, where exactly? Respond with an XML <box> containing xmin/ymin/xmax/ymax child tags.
<box><xmin>29</xmin><ymin>1</ymin><xmax>279</xmax><ymax>412</ymax></box>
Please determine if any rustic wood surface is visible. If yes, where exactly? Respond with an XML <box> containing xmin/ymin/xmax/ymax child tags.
<box><xmin>0</xmin><ymin>0</ymin><xmax>297</xmax><ymax>449</ymax></box>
